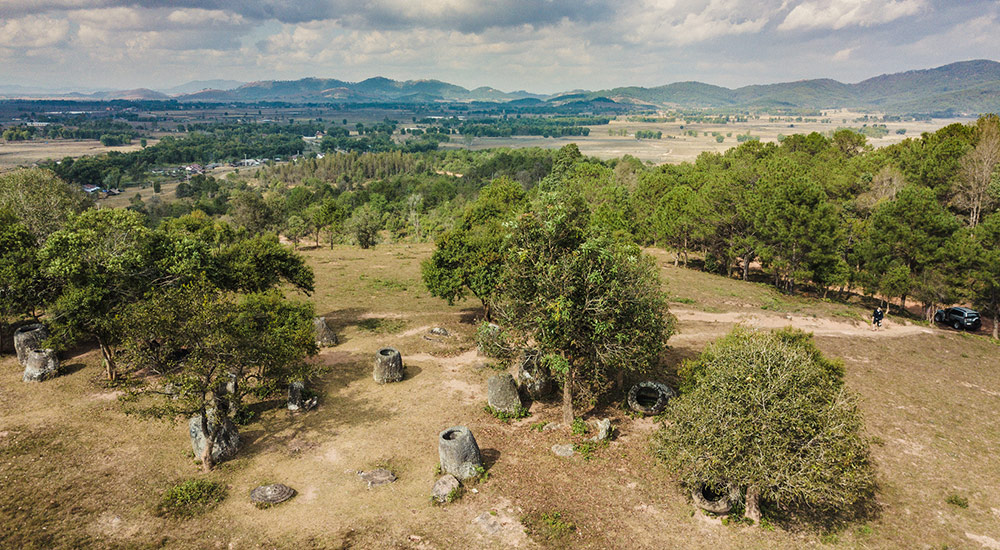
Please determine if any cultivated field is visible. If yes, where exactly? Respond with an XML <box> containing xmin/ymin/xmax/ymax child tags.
<box><xmin>2</xmin><ymin>243</ymin><xmax>999</xmax><ymax>549</ymax></box>
<box><xmin>441</xmin><ymin>111</ymin><xmax>971</xmax><ymax>163</ymax></box>
<box><xmin>0</xmin><ymin>139</ymin><xmax>157</xmax><ymax>173</ymax></box>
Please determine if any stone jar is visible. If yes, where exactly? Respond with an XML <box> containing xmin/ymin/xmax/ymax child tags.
<box><xmin>438</xmin><ymin>426</ymin><xmax>484</xmax><ymax>480</ymax></box>
<box><xmin>23</xmin><ymin>348</ymin><xmax>59</xmax><ymax>382</ymax></box>
<box><xmin>373</xmin><ymin>347</ymin><xmax>404</xmax><ymax>384</ymax></box>
<box><xmin>14</xmin><ymin>324</ymin><xmax>49</xmax><ymax>366</ymax></box>
<box><xmin>487</xmin><ymin>373</ymin><xmax>522</xmax><ymax>414</ymax></box>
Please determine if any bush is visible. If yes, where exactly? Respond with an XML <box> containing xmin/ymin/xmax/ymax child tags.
<box><xmin>157</xmin><ymin>479</ymin><xmax>226</xmax><ymax>518</ymax></box>
<box><xmin>653</xmin><ymin>326</ymin><xmax>876</xmax><ymax>524</ymax></box>
<box><xmin>475</xmin><ymin>321</ymin><xmax>514</xmax><ymax>359</ymax></box>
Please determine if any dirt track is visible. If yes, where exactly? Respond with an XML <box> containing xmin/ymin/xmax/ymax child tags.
<box><xmin>669</xmin><ymin>307</ymin><xmax>934</xmax><ymax>343</ymax></box>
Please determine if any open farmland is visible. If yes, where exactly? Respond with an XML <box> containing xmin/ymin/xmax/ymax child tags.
<box><xmin>3</xmin><ymin>243</ymin><xmax>998</xmax><ymax>549</ymax></box>
<box><xmin>0</xmin><ymin>139</ymin><xmax>158</xmax><ymax>173</ymax></box>
<box><xmin>441</xmin><ymin>111</ymin><xmax>970</xmax><ymax>163</ymax></box>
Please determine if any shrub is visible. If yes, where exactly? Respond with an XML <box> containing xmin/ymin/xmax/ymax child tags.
<box><xmin>484</xmin><ymin>404</ymin><xmax>530</xmax><ymax>422</ymax></box>
<box><xmin>653</xmin><ymin>326</ymin><xmax>876</xmax><ymax>524</ymax></box>
<box><xmin>157</xmin><ymin>479</ymin><xmax>226</xmax><ymax>518</ymax></box>
<box><xmin>475</xmin><ymin>321</ymin><xmax>514</xmax><ymax>359</ymax></box>
<box><xmin>945</xmin><ymin>494</ymin><xmax>969</xmax><ymax>508</ymax></box>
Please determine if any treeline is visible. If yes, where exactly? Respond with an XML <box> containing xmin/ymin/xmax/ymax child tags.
<box><xmin>2</xmin><ymin>119</ymin><xmax>139</xmax><ymax>142</ymax></box>
<box><xmin>417</xmin><ymin>116</ymin><xmax>608</xmax><ymax>138</ymax></box>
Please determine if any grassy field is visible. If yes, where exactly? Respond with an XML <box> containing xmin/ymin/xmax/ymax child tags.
<box><xmin>2</xmin><ymin>243</ymin><xmax>999</xmax><ymax>549</ymax></box>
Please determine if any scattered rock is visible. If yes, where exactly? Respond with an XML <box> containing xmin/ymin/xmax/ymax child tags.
<box><xmin>358</xmin><ymin>468</ymin><xmax>397</xmax><ymax>488</ymax></box>
<box><xmin>551</xmin><ymin>444</ymin><xmax>575</xmax><ymax>457</ymax></box>
<box><xmin>188</xmin><ymin>409</ymin><xmax>240</xmax><ymax>463</ymax></box>
<box><xmin>429</xmin><ymin>327</ymin><xmax>449</xmax><ymax>336</ymax></box>
<box><xmin>487</xmin><ymin>373</ymin><xmax>522</xmax><ymax>414</ymax></box>
<box><xmin>516</xmin><ymin>348</ymin><xmax>552</xmax><ymax>400</ymax></box>
<box><xmin>542</xmin><ymin>422</ymin><xmax>563</xmax><ymax>432</ymax></box>
<box><xmin>314</xmin><ymin>317</ymin><xmax>338</xmax><ymax>347</ymax></box>
<box><xmin>250</xmin><ymin>483</ymin><xmax>296</xmax><ymax>507</ymax></box>
<box><xmin>14</xmin><ymin>324</ymin><xmax>48</xmax><ymax>366</ymax></box>
<box><xmin>589</xmin><ymin>418</ymin><xmax>613</xmax><ymax>442</ymax></box>
<box><xmin>374</xmin><ymin>347</ymin><xmax>404</xmax><ymax>384</ymax></box>
<box><xmin>474</xmin><ymin>512</ymin><xmax>503</xmax><ymax>535</ymax></box>
<box><xmin>438</xmin><ymin>426</ymin><xmax>484</xmax><ymax>480</ymax></box>
<box><xmin>431</xmin><ymin>474</ymin><xmax>461</xmax><ymax>503</ymax></box>
<box><xmin>627</xmin><ymin>381</ymin><xmax>676</xmax><ymax>415</ymax></box>
<box><xmin>22</xmin><ymin>348</ymin><xmax>59</xmax><ymax>382</ymax></box>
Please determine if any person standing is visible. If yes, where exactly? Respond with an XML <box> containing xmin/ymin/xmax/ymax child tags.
<box><xmin>872</xmin><ymin>307</ymin><xmax>884</xmax><ymax>331</ymax></box>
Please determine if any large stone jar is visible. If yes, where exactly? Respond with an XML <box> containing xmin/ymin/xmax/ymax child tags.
<box><xmin>373</xmin><ymin>347</ymin><xmax>404</xmax><ymax>384</ymax></box>
<box><xmin>22</xmin><ymin>348</ymin><xmax>59</xmax><ymax>382</ymax></box>
<box><xmin>14</xmin><ymin>323</ymin><xmax>49</xmax><ymax>366</ymax></box>
<box><xmin>438</xmin><ymin>426</ymin><xmax>484</xmax><ymax>480</ymax></box>
<box><xmin>487</xmin><ymin>373</ymin><xmax>522</xmax><ymax>414</ymax></box>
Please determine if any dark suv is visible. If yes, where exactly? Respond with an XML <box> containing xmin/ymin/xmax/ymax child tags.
<box><xmin>934</xmin><ymin>307</ymin><xmax>981</xmax><ymax>331</ymax></box>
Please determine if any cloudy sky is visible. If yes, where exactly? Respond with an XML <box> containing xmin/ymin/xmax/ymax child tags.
<box><xmin>0</xmin><ymin>0</ymin><xmax>997</xmax><ymax>93</ymax></box>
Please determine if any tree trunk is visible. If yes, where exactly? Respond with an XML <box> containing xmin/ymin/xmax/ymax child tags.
<box><xmin>742</xmin><ymin>255</ymin><xmax>750</xmax><ymax>281</ymax></box>
<box><xmin>993</xmin><ymin>312</ymin><xmax>998</xmax><ymax>340</ymax></box>
<box><xmin>98</xmin><ymin>338</ymin><xmax>117</xmax><ymax>382</ymax></box>
<box><xmin>199</xmin><ymin>409</ymin><xmax>215</xmax><ymax>472</ymax></box>
<box><xmin>561</xmin><ymin>368</ymin><xmax>574</xmax><ymax>426</ymax></box>
<box><xmin>745</xmin><ymin>486</ymin><xmax>761</xmax><ymax>524</ymax></box>
<box><xmin>900</xmin><ymin>295</ymin><xmax>907</xmax><ymax>315</ymax></box>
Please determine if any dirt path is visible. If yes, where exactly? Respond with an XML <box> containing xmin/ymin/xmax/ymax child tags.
<box><xmin>670</xmin><ymin>308</ymin><xmax>934</xmax><ymax>342</ymax></box>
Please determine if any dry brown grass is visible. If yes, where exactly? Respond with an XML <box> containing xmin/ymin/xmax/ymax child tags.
<box><xmin>0</xmin><ymin>139</ymin><xmax>158</xmax><ymax>173</ymax></box>
<box><xmin>2</xmin><ymin>243</ymin><xmax>1000</xmax><ymax>549</ymax></box>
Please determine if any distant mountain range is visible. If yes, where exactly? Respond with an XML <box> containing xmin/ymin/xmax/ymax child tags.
<box><xmin>3</xmin><ymin>60</ymin><xmax>998</xmax><ymax>115</ymax></box>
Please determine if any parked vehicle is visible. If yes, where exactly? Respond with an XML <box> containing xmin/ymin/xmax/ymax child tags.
<box><xmin>933</xmin><ymin>307</ymin><xmax>982</xmax><ymax>331</ymax></box>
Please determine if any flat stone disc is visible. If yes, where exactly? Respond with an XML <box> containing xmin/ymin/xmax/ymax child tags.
<box><xmin>250</xmin><ymin>483</ymin><xmax>296</xmax><ymax>505</ymax></box>
<box><xmin>358</xmin><ymin>468</ymin><xmax>397</xmax><ymax>488</ymax></box>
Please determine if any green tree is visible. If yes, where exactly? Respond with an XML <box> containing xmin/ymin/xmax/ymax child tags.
<box><xmin>857</xmin><ymin>185</ymin><xmax>960</xmax><ymax>313</ymax></box>
<box><xmin>119</xmin><ymin>281</ymin><xmax>317</xmax><ymax>471</ymax></box>
<box><xmin>0</xmin><ymin>168</ymin><xmax>86</xmax><ymax>242</ymax></box>
<box><xmin>347</xmin><ymin>203</ymin><xmax>383</xmax><ymax>249</ymax></box>
<box><xmin>653</xmin><ymin>184</ymin><xmax>704</xmax><ymax>267</ymax></box>
<box><xmin>422</xmin><ymin>177</ymin><xmax>526</xmax><ymax>319</ymax></box>
<box><xmin>38</xmin><ymin>209</ymin><xmax>192</xmax><ymax>380</ymax></box>
<box><xmin>972</xmin><ymin>212</ymin><xmax>1000</xmax><ymax>338</ymax></box>
<box><xmin>654</xmin><ymin>327</ymin><xmax>876</xmax><ymax>524</ymax></box>
<box><xmin>285</xmin><ymin>214</ymin><xmax>308</xmax><ymax>249</ymax></box>
<box><xmin>498</xmin><ymin>190</ymin><xmax>672</xmax><ymax>424</ymax></box>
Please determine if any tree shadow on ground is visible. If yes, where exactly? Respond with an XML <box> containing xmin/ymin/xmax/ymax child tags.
<box><xmin>238</xmin><ymin>351</ymin><xmax>396</xmax><ymax>459</ymax></box>
<box><xmin>481</xmin><ymin>448</ymin><xmax>500</xmax><ymax>470</ymax></box>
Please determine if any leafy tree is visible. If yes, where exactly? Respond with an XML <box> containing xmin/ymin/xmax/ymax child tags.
<box><xmin>422</xmin><ymin>177</ymin><xmax>526</xmax><ymax>319</ymax></box>
<box><xmin>0</xmin><ymin>212</ymin><xmax>49</xmax><ymax>347</ymax></box>
<box><xmin>857</xmin><ymin>185</ymin><xmax>960</xmax><ymax>313</ymax></box>
<box><xmin>498</xmin><ymin>189</ymin><xmax>672</xmax><ymax>424</ymax></box>
<box><xmin>347</xmin><ymin>203</ymin><xmax>382</xmax><ymax>249</ymax></box>
<box><xmin>954</xmin><ymin>114</ymin><xmax>1000</xmax><ymax>228</ymax></box>
<box><xmin>285</xmin><ymin>214</ymin><xmax>308</xmax><ymax>249</ymax></box>
<box><xmin>316</xmin><ymin>196</ymin><xmax>347</xmax><ymax>248</ymax></box>
<box><xmin>654</xmin><ymin>327</ymin><xmax>876</xmax><ymax>525</ymax></box>
<box><xmin>38</xmin><ymin>209</ymin><xmax>191</xmax><ymax>380</ymax></box>
<box><xmin>972</xmin><ymin>212</ymin><xmax>1000</xmax><ymax>338</ymax></box>
<box><xmin>653</xmin><ymin>184</ymin><xmax>705</xmax><ymax>267</ymax></box>
<box><xmin>0</xmin><ymin>168</ymin><xmax>87</xmax><ymax>242</ymax></box>
<box><xmin>119</xmin><ymin>281</ymin><xmax>317</xmax><ymax>471</ymax></box>
<box><xmin>753</xmin><ymin>159</ymin><xmax>845</xmax><ymax>293</ymax></box>
<box><xmin>211</xmin><ymin>234</ymin><xmax>314</xmax><ymax>294</ymax></box>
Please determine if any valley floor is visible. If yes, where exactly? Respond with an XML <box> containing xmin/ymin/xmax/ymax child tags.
<box><xmin>2</xmin><ymin>244</ymin><xmax>999</xmax><ymax>549</ymax></box>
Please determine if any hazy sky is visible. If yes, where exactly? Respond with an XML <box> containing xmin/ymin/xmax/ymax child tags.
<box><xmin>1</xmin><ymin>0</ymin><xmax>998</xmax><ymax>93</ymax></box>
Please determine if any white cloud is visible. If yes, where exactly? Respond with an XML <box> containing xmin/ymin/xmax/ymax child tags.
<box><xmin>0</xmin><ymin>16</ymin><xmax>71</xmax><ymax>49</ymax></box>
<box><xmin>833</xmin><ymin>47</ymin><xmax>853</xmax><ymax>61</ymax></box>
<box><xmin>779</xmin><ymin>0</ymin><xmax>925</xmax><ymax>31</ymax></box>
